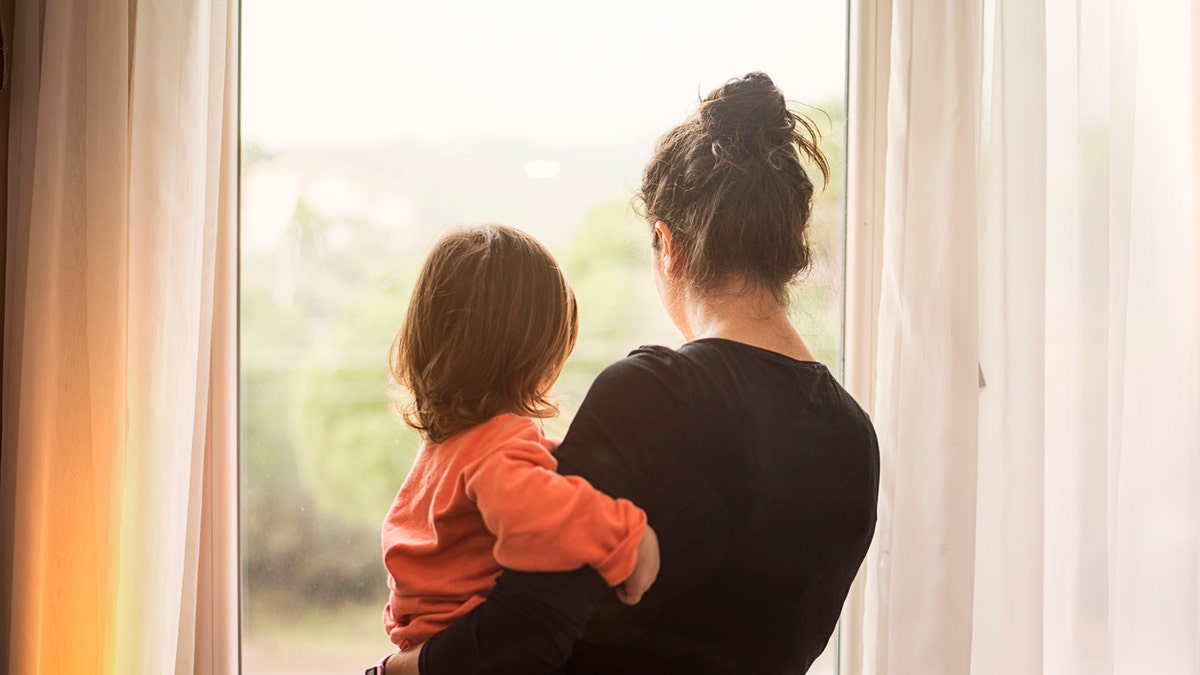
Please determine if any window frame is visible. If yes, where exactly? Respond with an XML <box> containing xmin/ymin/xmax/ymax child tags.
<box><xmin>233</xmin><ymin>1</ymin><xmax>878</xmax><ymax>671</ymax></box>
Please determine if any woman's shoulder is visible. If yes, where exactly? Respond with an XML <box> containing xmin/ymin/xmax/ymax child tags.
<box><xmin>621</xmin><ymin>343</ymin><xmax>683</xmax><ymax>363</ymax></box>
<box><xmin>588</xmin><ymin>345</ymin><xmax>692</xmax><ymax>397</ymax></box>
<box><xmin>612</xmin><ymin>343</ymin><xmax>703</xmax><ymax>375</ymax></box>
<box><xmin>552</xmin><ymin>347</ymin><xmax>688</xmax><ymax>433</ymax></box>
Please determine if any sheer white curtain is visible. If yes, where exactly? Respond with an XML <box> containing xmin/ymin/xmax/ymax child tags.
<box><xmin>1024</xmin><ymin>1</ymin><xmax>1198</xmax><ymax>672</ymax></box>
<box><xmin>860</xmin><ymin>0</ymin><xmax>1200</xmax><ymax>673</ymax></box>
<box><xmin>1</xmin><ymin>1</ymin><xmax>238</xmax><ymax>673</ymax></box>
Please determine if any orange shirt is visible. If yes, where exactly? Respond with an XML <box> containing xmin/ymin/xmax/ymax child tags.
<box><xmin>381</xmin><ymin>413</ymin><xmax>647</xmax><ymax>649</ymax></box>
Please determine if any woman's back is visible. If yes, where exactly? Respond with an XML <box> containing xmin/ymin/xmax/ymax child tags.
<box><xmin>555</xmin><ymin>339</ymin><xmax>879</xmax><ymax>673</ymax></box>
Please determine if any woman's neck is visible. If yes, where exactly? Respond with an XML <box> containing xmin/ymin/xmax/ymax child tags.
<box><xmin>678</xmin><ymin>283</ymin><xmax>817</xmax><ymax>363</ymax></box>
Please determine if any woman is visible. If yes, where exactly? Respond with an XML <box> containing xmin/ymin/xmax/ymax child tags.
<box><xmin>379</xmin><ymin>71</ymin><xmax>879</xmax><ymax>675</ymax></box>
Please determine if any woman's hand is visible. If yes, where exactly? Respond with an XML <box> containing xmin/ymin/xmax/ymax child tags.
<box><xmin>383</xmin><ymin>644</ymin><xmax>422</xmax><ymax>675</ymax></box>
<box><xmin>616</xmin><ymin>524</ymin><xmax>660</xmax><ymax>605</ymax></box>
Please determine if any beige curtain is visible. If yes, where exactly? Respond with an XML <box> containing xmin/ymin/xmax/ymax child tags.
<box><xmin>1</xmin><ymin>1</ymin><xmax>238</xmax><ymax>673</ymax></box>
<box><xmin>860</xmin><ymin>0</ymin><xmax>1200</xmax><ymax>673</ymax></box>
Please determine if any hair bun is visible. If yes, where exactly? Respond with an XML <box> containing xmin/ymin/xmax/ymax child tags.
<box><xmin>636</xmin><ymin>70</ymin><xmax>831</xmax><ymax>299</ymax></box>
<box><xmin>698</xmin><ymin>72</ymin><xmax>793</xmax><ymax>151</ymax></box>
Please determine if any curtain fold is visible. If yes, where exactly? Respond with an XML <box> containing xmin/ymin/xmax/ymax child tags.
<box><xmin>194</xmin><ymin>4</ymin><xmax>240</xmax><ymax>672</ymax></box>
<box><xmin>972</xmin><ymin>0</ymin><xmax>1047</xmax><ymax>672</ymax></box>
<box><xmin>2</xmin><ymin>0</ymin><xmax>238</xmax><ymax>673</ymax></box>
<box><xmin>862</xmin><ymin>0</ymin><xmax>982</xmax><ymax>673</ymax></box>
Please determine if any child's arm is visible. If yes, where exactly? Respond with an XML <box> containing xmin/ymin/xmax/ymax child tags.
<box><xmin>461</xmin><ymin>431</ymin><xmax>649</xmax><ymax>588</ymax></box>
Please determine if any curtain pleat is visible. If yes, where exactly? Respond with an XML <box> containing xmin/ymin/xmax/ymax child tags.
<box><xmin>972</xmin><ymin>0</ymin><xmax>1046</xmax><ymax>672</ymax></box>
<box><xmin>862</xmin><ymin>0</ymin><xmax>982</xmax><ymax>673</ymax></box>
<box><xmin>190</xmin><ymin>2</ymin><xmax>239</xmax><ymax>673</ymax></box>
<box><xmin>1042</xmin><ymin>1</ymin><xmax>1111</xmax><ymax>672</ymax></box>
<box><xmin>1111</xmin><ymin>2</ymin><xmax>1199</xmax><ymax>670</ymax></box>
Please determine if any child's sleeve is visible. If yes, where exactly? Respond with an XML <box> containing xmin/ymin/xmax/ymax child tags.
<box><xmin>381</xmin><ymin>575</ymin><xmax>402</xmax><ymax>640</ymax></box>
<box><xmin>461</xmin><ymin>428</ymin><xmax>646</xmax><ymax>587</ymax></box>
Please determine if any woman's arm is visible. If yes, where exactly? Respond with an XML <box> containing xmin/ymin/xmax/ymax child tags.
<box><xmin>413</xmin><ymin>348</ymin><xmax>686</xmax><ymax>674</ymax></box>
<box><xmin>384</xmin><ymin>647</ymin><xmax>420</xmax><ymax>675</ymax></box>
<box><xmin>417</xmin><ymin>567</ymin><xmax>610</xmax><ymax>675</ymax></box>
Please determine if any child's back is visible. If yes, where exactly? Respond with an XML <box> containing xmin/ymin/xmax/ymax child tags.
<box><xmin>382</xmin><ymin>413</ymin><xmax>644</xmax><ymax>649</ymax></box>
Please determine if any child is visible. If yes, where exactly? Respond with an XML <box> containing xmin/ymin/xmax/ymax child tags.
<box><xmin>380</xmin><ymin>224</ymin><xmax>659</xmax><ymax>652</ymax></box>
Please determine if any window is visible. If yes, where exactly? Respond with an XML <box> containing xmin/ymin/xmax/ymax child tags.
<box><xmin>240</xmin><ymin>2</ymin><xmax>849</xmax><ymax>671</ymax></box>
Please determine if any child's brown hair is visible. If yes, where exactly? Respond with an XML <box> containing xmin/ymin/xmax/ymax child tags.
<box><xmin>389</xmin><ymin>225</ymin><xmax>579</xmax><ymax>442</ymax></box>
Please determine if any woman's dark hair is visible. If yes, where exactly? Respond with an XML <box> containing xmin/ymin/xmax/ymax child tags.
<box><xmin>636</xmin><ymin>71</ymin><xmax>830</xmax><ymax>300</ymax></box>
<box><xmin>389</xmin><ymin>225</ymin><xmax>579</xmax><ymax>442</ymax></box>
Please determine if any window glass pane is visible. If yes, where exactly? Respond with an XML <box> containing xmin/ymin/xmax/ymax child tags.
<box><xmin>240</xmin><ymin>2</ymin><xmax>848</xmax><ymax>672</ymax></box>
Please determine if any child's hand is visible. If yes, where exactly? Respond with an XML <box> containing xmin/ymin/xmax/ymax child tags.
<box><xmin>616</xmin><ymin>525</ymin><xmax>660</xmax><ymax>605</ymax></box>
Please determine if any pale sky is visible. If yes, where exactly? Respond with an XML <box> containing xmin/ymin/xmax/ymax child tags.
<box><xmin>242</xmin><ymin>0</ymin><xmax>848</xmax><ymax>149</ymax></box>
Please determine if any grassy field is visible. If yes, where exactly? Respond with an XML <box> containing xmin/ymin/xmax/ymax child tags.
<box><xmin>242</xmin><ymin>598</ymin><xmax>394</xmax><ymax>675</ymax></box>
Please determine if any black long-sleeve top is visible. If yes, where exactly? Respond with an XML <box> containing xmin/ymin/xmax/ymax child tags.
<box><xmin>418</xmin><ymin>338</ymin><xmax>880</xmax><ymax>674</ymax></box>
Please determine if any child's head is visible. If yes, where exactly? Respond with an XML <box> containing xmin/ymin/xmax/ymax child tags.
<box><xmin>390</xmin><ymin>225</ymin><xmax>579</xmax><ymax>442</ymax></box>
